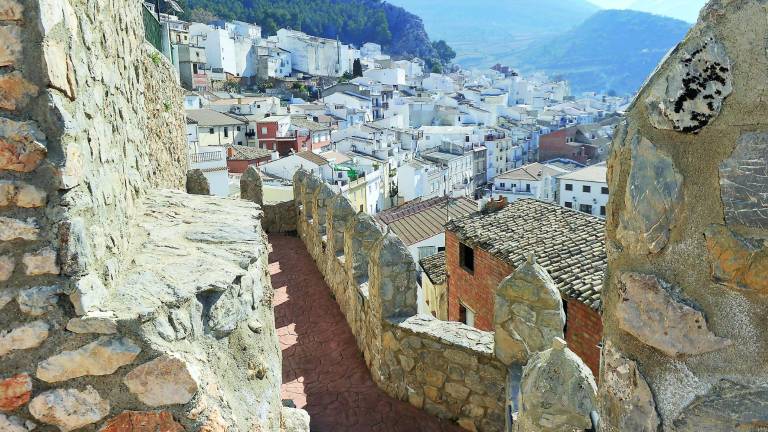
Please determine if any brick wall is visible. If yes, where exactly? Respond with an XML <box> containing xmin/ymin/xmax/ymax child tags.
<box><xmin>564</xmin><ymin>298</ymin><xmax>603</xmax><ymax>377</ymax></box>
<box><xmin>446</xmin><ymin>232</ymin><xmax>604</xmax><ymax>375</ymax></box>
<box><xmin>445</xmin><ymin>231</ymin><xmax>514</xmax><ymax>331</ymax></box>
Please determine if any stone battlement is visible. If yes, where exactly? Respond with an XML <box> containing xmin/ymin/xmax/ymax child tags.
<box><xmin>290</xmin><ymin>169</ymin><xmax>511</xmax><ymax>432</ymax></box>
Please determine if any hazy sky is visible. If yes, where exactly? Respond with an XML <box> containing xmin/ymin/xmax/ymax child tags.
<box><xmin>589</xmin><ymin>0</ymin><xmax>707</xmax><ymax>22</ymax></box>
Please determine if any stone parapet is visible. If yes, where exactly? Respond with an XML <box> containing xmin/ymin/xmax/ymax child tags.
<box><xmin>293</xmin><ymin>170</ymin><xmax>507</xmax><ymax>432</ymax></box>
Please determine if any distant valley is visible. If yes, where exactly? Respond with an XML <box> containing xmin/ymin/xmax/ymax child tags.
<box><xmin>387</xmin><ymin>0</ymin><xmax>693</xmax><ymax>94</ymax></box>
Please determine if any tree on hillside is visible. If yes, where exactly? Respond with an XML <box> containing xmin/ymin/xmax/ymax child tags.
<box><xmin>189</xmin><ymin>8</ymin><xmax>218</xmax><ymax>24</ymax></box>
<box><xmin>352</xmin><ymin>59</ymin><xmax>363</xmax><ymax>77</ymax></box>
<box><xmin>431</xmin><ymin>62</ymin><xmax>443</xmax><ymax>74</ymax></box>
<box><xmin>432</xmin><ymin>40</ymin><xmax>456</xmax><ymax>64</ymax></box>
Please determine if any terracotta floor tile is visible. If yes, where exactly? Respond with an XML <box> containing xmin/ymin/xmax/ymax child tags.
<box><xmin>270</xmin><ymin>235</ymin><xmax>463</xmax><ymax>432</ymax></box>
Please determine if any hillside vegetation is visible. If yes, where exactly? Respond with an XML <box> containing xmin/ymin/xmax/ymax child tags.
<box><xmin>181</xmin><ymin>0</ymin><xmax>440</xmax><ymax>60</ymax></box>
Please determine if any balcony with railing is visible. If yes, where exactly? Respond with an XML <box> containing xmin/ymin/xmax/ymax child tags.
<box><xmin>189</xmin><ymin>147</ymin><xmax>227</xmax><ymax>172</ymax></box>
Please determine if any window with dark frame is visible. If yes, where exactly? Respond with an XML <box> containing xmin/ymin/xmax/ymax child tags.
<box><xmin>224</xmin><ymin>127</ymin><xmax>229</xmax><ymax>138</ymax></box>
<box><xmin>564</xmin><ymin>201</ymin><xmax>573</xmax><ymax>208</ymax></box>
<box><xmin>600</xmin><ymin>206</ymin><xmax>606</xmax><ymax>216</ymax></box>
<box><xmin>601</xmin><ymin>186</ymin><xmax>609</xmax><ymax>194</ymax></box>
<box><xmin>582</xmin><ymin>185</ymin><xmax>591</xmax><ymax>193</ymax></box>
<box><xmin>459</xmin><ymin>304</ymin><xmax>467</xmax><ymax>324</ymax></box>
<box><xmin>459</xmin><ymin>242</ymin><xmax>474</xmax><ymax>273</ymax></box>
<box><xmin>565</xmin><ymin>183</ymin><xmax>573</xmax><ymax>191</ymax></box>
<box><xmin>579</xmin><ymin>204</ymin><xmax>593</xmax><ymax>214</ymax></box>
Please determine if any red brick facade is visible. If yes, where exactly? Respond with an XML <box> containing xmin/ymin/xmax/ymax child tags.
<box><xmin>564</xmin><ymin>298</ymin><xmax>602</xmax><ymax>376</ymax></box>
<box><xmin>445</xmin><ymin>231</ymin><xmax>513</xmax><ymax>331</ymax></box>
<box><xmin>539</xmin><ymin>127</ymin><xmax>597</xmax><ymax>164</ymax></box>
<box><xmin>445</xmin><ymin>230</ymin><xmax>603</xmax><ymax>374</ymax></box>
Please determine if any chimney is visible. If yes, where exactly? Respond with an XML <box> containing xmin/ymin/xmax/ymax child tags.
<box><xmin>227</xmin><ymin>146</ymin><xmax>234</xmax><ymax>158</ymax></box>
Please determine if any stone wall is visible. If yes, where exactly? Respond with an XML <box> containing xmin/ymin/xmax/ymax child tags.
<box><xmin>293</xmin><ymin>170</ymin><xmax>507</xmax><ymax>432</ymax></box>
<box><xmin>601</xmin><ymin>0</ymin><xmax>768</xmax><ymax>430</ymax></box>
<box><xmin>0</xmin><ymin>0</ymin><xmax>290</xmax><ymax>430</ymax></box>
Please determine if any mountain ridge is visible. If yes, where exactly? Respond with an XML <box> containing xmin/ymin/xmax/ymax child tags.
<box><xmin>511</xmin><ymin>9</ymin><xmax>691</xmax><ymax>94</ymax></box>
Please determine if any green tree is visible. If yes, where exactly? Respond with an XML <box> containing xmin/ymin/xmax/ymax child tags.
<box><xmin>352</xmin><ymin>59</ymin><xmax>363</xmax><ymax>77</ymax></box>
<box><xmin>431</xmin><ymin>62</ymin><xmax>443</xmax><ymax>74</ymax></box>
<box><xmin>431</xmin><ymin>40</ymin><xmax>456</xmax><ymax>64</ymax></box>
<box><xmin>189</xmin><ymin>7</ymin><xmax>218</xmax><ymax>23</ymax></box>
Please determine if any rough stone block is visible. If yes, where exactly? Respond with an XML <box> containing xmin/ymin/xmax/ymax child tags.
<box><xmin>0</xmin><ymin>289</ymin><xmax>13</xmax><ymax>310</ymax></box>
<box><xmin>517</xmin><ymin>338</ymin><xmax>597</xmax><ymax>432</ymax></box>
<box><xmin>69</xmin><ymin>273</ymin><xmax>107</xmax><ymax>315</ymax></box>
<box><xmin>28</xmin><ymin>387</ymin><xmax>109</xmax><ymax>432</ymax></box>
<box><xmin>705</xmin><ymin>224</ymin><xmax>768</xmax><ymax>294</ymax></box>
<box><xmin>58</xmin><ymin>218</ymin><xmax>91</xmax><ymax>276</ymax></box>
<box><xmin>186</xmin><ymin>169</ymin><xmax>210</xmax><ymax>195</ymax></box>
<box><xmin>494</xmin><ymin>255</ymin><xmax>564</xmax><ymax>365</ymax></box>
<box><xmin>0</xmin><ymin>118</ymin><xmax>47</xmax><ymax>173</ymax></box>
<box><xmin>15</xmin><ymin>183</ymin><xmax>47</xmax><ymax>208</ymax></box>
<box><xmin>0</xmin><ymin>217</ymin><xmax>39</xmax><ymax>241</ymax></box>
<box><xmin>645</xmin><ymin>35</ymin><xmax>732</xmax><ymax>133</ymax></box>
<box><xmin>0</xmin><ymin>72</ymin><xmax>39</xmax><ymax>111</ymax></box>
<box><xmin>240</xmin><ymin>166</ymin><xmax>263</xmax><ymax>205</ymax></box>
<box><xmin>598</xmin><ymin>341</ymin><xmax>659</xmax><ymax>432</ymax></box>
<box><xmin>123</xmin><ymin>355</ymin><xmax>198</xmax><ymax>406</ymax></box>
<box><xmin>99</xmin><ymin>411</ymin><xmax>185</xmax><ymax>432</ymax></box>
<box><xmin>444</xmin><ymin>382</ymin><xmax>471</xmax><ymax>401</ymax></box>
<box><xmin>0</xmin><ymin>321</ymin><xmax>49</xmax><ymax>357</ymax></box>
<box><xmin>66</xmin><ymin>311</ymin><xmax>118</xmax><ymax>334</ymax></box>
<box><xmin>0</xmin><ymin>25</ymin><xmax>20</xmax><ymax>67</ymax></box>
<box><xmin>0</xmin><ymin>0</ymin><xmax>23</xmax><ymax>20</ymax></box>
<box><xmin>22</xmin><ymin>248</ymin><xmax>60</xmax><ymax>276</ymax></box>
<box><xmin>280</xmin><ymin>407</ymin><xmax>310</xmax><ymax>432</ymax></box>
<box><xmin>0</xmin><ymin>255</ymin><xmax>14</xmax><ymax>281</ymax></box>
<box><xmin>42</xmin><ymin>40</ymin><xmax>76</xmax><ymax>99</ymax></box>
<box><xmin>672</xmin><ymin>379</ymin><xmax>768</xmax><ymax>431</ymax></box>
<box><xmin>36</xmin><ymin>337</ymin><xmax>141</xmax><ymax>382</ymax></box>
<box><xmin>0</xmin><ymin>181</ymin><xmax>13</xmax><ymax>206</ymax></box>
<box><xmin>17</xmin><ymin>285</ymin><xmax>63</xmax><ymax>316</ymax></box>
<box><xmin>719</xmin><ymin>132</ymin><xmax>768</xmax><ymax>229</ymax></box>
<box><xmin>616</xmin><ymin>272</ymin><xmax>731</xmax><ymax>357</ymax></box>
<box><xmin>0</xmin><ymin>373</ymin><xmax>32</xmax><ymax>411</ymax></box>
<box><xmin>617</xmin><ymin>136</ymin><xmax>683</xmax><ymax>255</ymax></box>
<box><xmin>0</xmin><ymin>414</ymin><xmax>34</xmax><ymax>432</ymax></box>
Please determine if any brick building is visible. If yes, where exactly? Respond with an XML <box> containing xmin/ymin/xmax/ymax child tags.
<box><xmin>256</xmin><ymin>115</ymin><xmax>331</xmax><ymax>156</ymax></box>
<box><xmin>538</xmin><ymin>126</ymin><xmax>599</xmax><ymax>165</ymax></box>
<box><xmin>444</xmin><ymin>199</ymin><xmax>605</xmax><ymax>374</ymax></box>
<box><xmin>226</xmin><ymin>145</ymin><xmax>273</xmax><ymax>174</ymax></box>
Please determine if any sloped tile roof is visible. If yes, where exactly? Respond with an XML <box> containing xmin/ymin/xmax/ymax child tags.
<box><xmin>446</xmin><ymin>199</ymin><xmax>606</xmax><ymax>310</ymax></box>
<box><xmin>377</xmin><ymin>197</ymin><xmax>478</xmax><ymax>246</ymax></box>
<box><xmin>419</xmin><ymin>252</ymin><xmax>446</xmax><ymax>285</ymax></box>
<box><xmin>227</xmin><ymin>145</ymin><xmax>272</xmax><ymax>161</ymax></box>
<box><xmin>295</xmin><ymin>151</ymin><xmax>329</xmax><ymax>166</ymax></box>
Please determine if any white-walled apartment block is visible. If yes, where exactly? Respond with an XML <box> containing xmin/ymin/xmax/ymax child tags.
<box><xmin>492</xmin><ymin>162</ymin><xmax>571</xmax><ymax>203</ymax></box>
<box><xmin>188</xmin><ymin>21</ymin><xmax>262</xmax><ymax>77</ymax></box>
<box><xmin>363</xmin><ymin>68</ymin><xmax>406</xmax><ymax>86</ymax></box>
<box><xmin>276</xmin><ymin>29</ymin><xmax>358</xmax><ymax>77</ymax></box>
<box><xmin>558</xmin><ymin>162</ymin><xmax>609</xmax><ymax>218</ymax></box>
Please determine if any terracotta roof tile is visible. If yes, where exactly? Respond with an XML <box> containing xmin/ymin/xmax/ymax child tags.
<box><xmin>446</xmin><ymin>199</ymin><xmax>606</xmax><ymax>310</ymax></box>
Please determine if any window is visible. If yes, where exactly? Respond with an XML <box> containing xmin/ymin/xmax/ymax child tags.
<box><xmin>438</xmin><ymin>246</ymin><xmax>445</xmax><ymax>252</ymax></box>
<box><xmin>601</xmin><ymin>186</ymin><xmax>609</xmax><ymax>195</ymax></box>
<box><xmin>459</xmin><ymin>303</ymin><xmax>475</xmax><ymax>327</ymax></box>
<box><xmin>499</xmin><ymin>182</ymin><xmax>505</xmax><ymax>188</ymax></box>
<box><xmin>261</xmin><ymin>127</ymin><xmax>267</xmax><ymax>134</ymax></box>
<box><xmin>223</xmin><ymin>127</ymin><xmax>229</xmax><ymax>138</ymax></box>
<box><xmin>565</xmin><ymin>183</ymin><xmax>573</xmax><ymax>191</ymax></box>
<box><xmin>564</xmin><ymin>201</ymin><xmax>573</xmax><ymax>208</ymax></box>
<box><xmin>338</xmin><ymin>172</ymin><xmax>343</xmax><ymax>179</ymax></box>
<box><xmin>459</xmin><ymin>242</ymin><xmax>474</xmax><ymax>273</ymax></box>
<box><xmin>209</xmin><ymin>128</ymin><xmax>214</xmax><ymax>134</ymax></box>
<box><xmin>236</xmin><ymin>126</ymin><xmax>241</xmax><ymax>132</ymax></box>
<box><xmin>525</xmin><ymin>183</ymin><xmax>531</xmax><ymax>192</ymax></box>
<box><xmin>237</xmin><ymin>141</ymin><xmax>243</xmax><ymax>145</ymax></box>
<box><xmin>582</xmin><ymin>185</ymin><xmax>591</xmax><ymax>193</ymax></box>
<box><xmin>600</xmin><ymin>206</ymin><xmax>606</xmax><ymax>217</ymax></box>
<box><xmin>579</xmin><ymin>204</ymin><xmax>593</xmax><ymax>214</ymax></box>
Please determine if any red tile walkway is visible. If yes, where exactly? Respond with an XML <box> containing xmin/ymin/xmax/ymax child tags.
<box><xmin>270</xmin><ymin>234</ymin><xmax>464</xmax><ymax>432</ymax></box>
